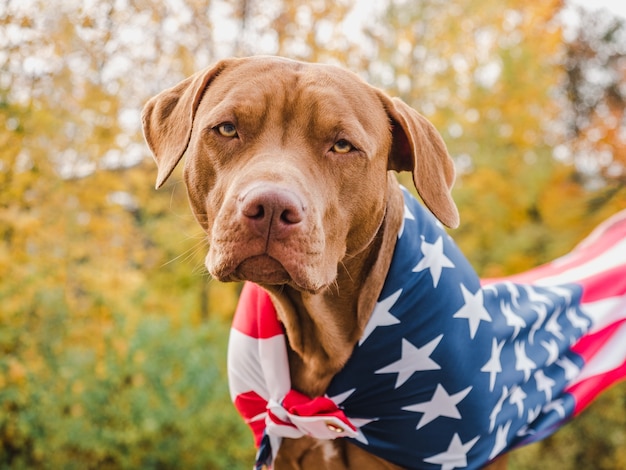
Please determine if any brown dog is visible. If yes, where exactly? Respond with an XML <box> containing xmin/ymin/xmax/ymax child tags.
<box><xmin>142</xmin><ymin>56</ymin><xmax>507</xmax><ymax>469</ymax></box>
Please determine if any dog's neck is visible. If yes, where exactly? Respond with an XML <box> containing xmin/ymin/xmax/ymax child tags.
<box><xmin>263</xmin><ymin>176</ymin><xmax>404</xmax><ymax>397</ymax></box>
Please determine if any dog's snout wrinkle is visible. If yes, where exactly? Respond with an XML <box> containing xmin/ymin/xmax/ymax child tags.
<box><xmin>239</xmin><ymin>186</ymin><xmax>305</xmax><ymax>241</ymax></box>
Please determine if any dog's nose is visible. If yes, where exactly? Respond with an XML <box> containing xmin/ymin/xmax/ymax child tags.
<box><xmin>239</xmin><ymin>187</ymin><xmax>304</xmax><ymax>239</ymax></box>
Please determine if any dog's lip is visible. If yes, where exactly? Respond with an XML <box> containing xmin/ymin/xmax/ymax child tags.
<box><xmin>218</xmin><ymin>254</ymin><xmax>326</xmax><ymax>293</ymax></box>
<box><xmin>231</xmin><ymin>254</ymin><xmax>292</xmax><ymax>285</ymax></box>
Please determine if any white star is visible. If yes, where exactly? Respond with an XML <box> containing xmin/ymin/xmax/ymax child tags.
<box><xmin>565</xmin><ymin>307</ymin><xmax>590</xmax><ymax>331</ymax></box>
<box><xmin>398</xmin><ymin>203</ymin><xmax>416</xmax><ymax>238</ymax></box>
<box><xmin>541</xmin><ymin>338</ymin><xmax>560</xmax><ymax>365</ymax></box>
<box><xmin>517</xmin><ymin>405</ymin><xmax>541</xmax><ymax>437</ymax></box>
<box><xmin>514</xmin><ymin>341</ymin><xmax>537</xmax><ymax>382</ymax></box>
<box><xmin>359</xmin><ymin>289</ymin><xmax>402</xmax><ymax>346</ymax></box>
<box><xmin>481</xmin><ymin>338</ymin><xmax>504</xmax><ymax>392</ymax></box>
<box><xmin>509</xmin><ymin>385</ymin><xmax>527</xmax><ymax>418</ymax></box>
<box><xmin>403</xmin><ymin>384</ymin><xmax>472</xmax><ymax>429</ymax></box>
<box><xmin>527</xmin><ymin>405</ymin><xmax>541</xmax><ymax>424</ymax></box>
<box><xmin>529</xmin><ymin>303</ymin><xmax>547</xmax><ymax>344</ymax></box>
<box><xmin>543</xmin><ymin>399</ymin><xmax>565</xmax><ymax>418</ymax></box>
<box><xmin>556</xmin><ymin>357</ymin><xmax>580</xmax><ymax>381</ymax></box>
<box><xmin>326</xmin><ymin>390</ymin><xmax>378</xmax><ymax>445</ymax></box>
<box><xmin>423</xmin><ymin>433</ymin><xmax>480</xmax><ymax>470</ymax></box>
<box><xmin>327</xmin><ymin>388</ymin><xmax>356</xmax><ymax>406</ymax></box>
<box><xmin>413</xmin><ymin>236</ymin><xmax>455</xmax><ymax>288</ymax></box>
<box><xmin>452</xmin><ymin>284</ymin><xmax>492</xmax><ymax>339</ymax></box>
<box><xmin>501</xmin><ymin>300</ymin><xmax>526</xmax><ymax>339</ymax></box>
<box><xmin>506</xmin><ymin>282</ymin><xmax>521</xmax><ymax>308</ymax></box>
<box><xmin>489</xmin><ymin>420</ymin><xmax>512</xmax><ymax>460</ymax></box>
<box><xmin>349</xmin><ymin>417</ymin><xmax>378</xmax><ymax>445</ymax></box>
<box><xmin>375</xmin><ymin>335</ymin><xmax>443</xmax><ymax>388</ymax></box>
<box><xmin>546</xmin><ymin>285</ymin><xmax>574</xmax><ymax>304</ymax></box>
<box><xmin>482</xmin><ymin>284</ymin><xmax>498</xmax><ymax>295</ymax></box>
<box><xmin>490</xmin><ymin>386</ymin><xmax>509</xmax><ymax>432</ymax></box>
<box><xmin>525</xmin><ymin>285</ymin><xmax>554</xmax><ymax>306</ymax></box>
<box><xmin>534</xmin><ymin>369</ymin><xmax>556</xmax><ymax>402</ymax></box>
<box><xmin>545</xmin><ymin>307</ymin><xmax>564</xmax><ymax>340</ymax></box>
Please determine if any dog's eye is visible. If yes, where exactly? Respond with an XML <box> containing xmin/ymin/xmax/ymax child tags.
<box><xmin>216</xmin><ymin>123</ymin><xmax>238</xmax><ymax>138</ymax></box>
<box><xmin>332</xmin><ymin>139</ymin><xmax>353</xmax><ymax>154</ymax></box>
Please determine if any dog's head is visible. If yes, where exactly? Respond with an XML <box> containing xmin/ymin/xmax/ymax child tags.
<box><xmin>142</xmin><ymin>56</ymin><xmax>458</xmax><ymax>292</ymax></box>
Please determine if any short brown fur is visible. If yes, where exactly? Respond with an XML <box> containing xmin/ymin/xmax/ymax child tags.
<box><xmin>143</xmin><ymin>56</ymin><xmax>505</xmax><ymax>469</ymax></box>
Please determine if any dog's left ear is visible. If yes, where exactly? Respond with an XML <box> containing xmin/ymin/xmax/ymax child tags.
<box><xmin>142</xmin><ymin>59</ymin><xmax>232</xmax><ymax>189</ymax></box>
<box><xmin>378</xmin><ymin>93</ymin><xmax>460</xmax><ymax>228</ymax></box>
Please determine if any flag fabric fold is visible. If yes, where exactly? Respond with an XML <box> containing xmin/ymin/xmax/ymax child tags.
<box><xmin>228</xmin><ymin>186</ymin><xmax>626</xmax><ymax>469</ymax></box>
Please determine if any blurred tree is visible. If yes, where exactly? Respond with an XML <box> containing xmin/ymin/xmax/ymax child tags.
<box><xmin>369</xmin><ymin>0</ymin><xmax>625</xmax><ymax>276</ymax></box>
<box><xmin>1</xmin><ymin>0</ymin><xmax>625</xmax><ymax>468</ymax></box>
<box><xmin>559</xmin><ymin>8</ymin><xmax>626</xmax><ymax>201</ymax></box>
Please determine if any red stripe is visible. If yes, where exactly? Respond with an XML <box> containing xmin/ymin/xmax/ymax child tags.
<box><xmin>485</xmin><ymin>211</ymin><xmax>626</xmax><ymax>285</ymax></box>
<box><xmin>580</xmin><ymin>265</ymin><xmax>626</xmax><ymax>304</ymax></box>
<box><xmin>567</xmin><ymin>361</ymin><xmax>626</xmax><ymax>415</ymax></box>
<box><xmin>571</xmin><ymin>318</ymin><xmax>626</xmax><ymax>361</ymax></box>
<box><xmin>232</xmin><ymin>282</ymin><xmax>284</xmax><ymax>338</ymax></box>
<box><xmin>234</xmin><ymin>390</ymin><xmax>268</xmax><ymax>447</ymax></box>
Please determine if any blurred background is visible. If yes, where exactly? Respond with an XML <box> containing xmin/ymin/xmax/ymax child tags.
<box><xmin>1</xmin><ymin>0</ymin><xmax>625</xmax><ymax>468</ymax></box>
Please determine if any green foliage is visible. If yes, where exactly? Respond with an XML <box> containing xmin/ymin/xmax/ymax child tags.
<box><xmin>509</xmin><ymin>385</ymin><xmax>626</xmax><ymax>469</ymax></box>
<box><xmin>0</xmin><ymin>299</ymin><xmax>254</xmax><ymax>469</ymax></box>
<box><xmin>1</xmin><ymin>0</ymin><xmax>625</xmax><ymax>468</ymax></box>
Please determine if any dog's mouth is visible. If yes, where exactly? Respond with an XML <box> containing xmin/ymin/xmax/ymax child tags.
<box><xmin>210</xmin><ymin>252</ymin><xmax>328</xmax><ymax>293</ymax></box>
<box><xmin>232</xmin><ymin>255</ymin><xmax>292</xmax><ymax>285</ymax></box>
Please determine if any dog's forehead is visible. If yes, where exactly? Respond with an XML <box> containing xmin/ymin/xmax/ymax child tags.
<box><xmin>203</xmin><ymin>59</ymin><xmax>387</xmax><ymax>131</ymax></box>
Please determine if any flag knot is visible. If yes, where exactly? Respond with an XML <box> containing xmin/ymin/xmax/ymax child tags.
<box><xmin>266</xmin><ymin>389</ymin><xmax>358</xmax><ymax>440</ymax></box>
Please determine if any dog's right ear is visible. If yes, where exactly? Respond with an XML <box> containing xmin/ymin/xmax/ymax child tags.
<box><xmin>141</xmin><ymin>60</ymin><xmax>230</xmax><ymax>189</ymax></box>
<box><xmin>377</xmin><ymin>93</ymin><xmax>460</xmax><ymax>229</ymax></box>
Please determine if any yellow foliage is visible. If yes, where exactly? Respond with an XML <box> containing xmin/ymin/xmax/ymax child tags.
<box><xmin>1</xmin><ymin>0</ymin><xmax>625</xmax><ymax>467</ymax></box>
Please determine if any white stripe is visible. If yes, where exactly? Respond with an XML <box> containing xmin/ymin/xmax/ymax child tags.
<box><xmin>258</xmin><ymin>331</ymin><xmax>291</xmax><ymax>401</ymax></box>
<box><xmin>570</xmin><ymin>321</ymin><xmax>626</xmax><ymax>385</ymax></box>
<box><xmin>227</xmin><ymin>329</ymin><xmax>267</xmax><ymax>400</ymax></box>
<box><xmin>534</xmin><ymin>239</ymin><xmax>626</xmax><ymax>286</ymax></box>
<box><xmin>580</xmin><ymin>296</ymin><xmax>626</xmax><ymax>333</ymax></box>
<box><xmin>572</xmin><ymin>209</ymin><xmax>626</xmax><ymax>253</ymax></box>
<box><xmin>227</xmin><ymin>329</ymin><xmax>290</xmax><ymax>401</ymax></box>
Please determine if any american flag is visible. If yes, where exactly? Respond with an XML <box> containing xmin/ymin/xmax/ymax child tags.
<box><xmin>228</xmin><ymin>186</ymin><xmax>626</xmax><ymax>470</ymax></box>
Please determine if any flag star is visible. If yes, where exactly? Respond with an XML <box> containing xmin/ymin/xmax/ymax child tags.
<box><xmin>517</xmin><ymin>405</ymin><xmax>541</xmax><ymax>437</ymax></box>
<box><xmin>327</xmin><ymin>389</ymin><xmax>379</xmax><ymax>444</ymax></box>
<box><xmin>398</xmin><ymin>203</ymin><xmax>416</xmax><ymax>238</ymax></box>
<box><xmin>327</xmin><ymin>388</ymin><xmax>356</xmax><ymax>406</ymax></box>
<box><xmin>453</xmin><ymin>284</ymin><xmax>492</xmax><ymax>339</ymax></box>
<box><xmin>534</xmin><ymin>369</ymin><xmax>556</xmax><ymax>402</ymax></box>
<box><xmin>481</xmin><ymin>338</ymin><xmax>504</xmax><ymax>392</ymax></box>
<box><xmin>505</xmin><ymin>282</ymin><xmax>521</xmax><ymax>308</ymax></box>
<box><xmin>565</xmin><ymin>307</ymin><xmax>590</xmax><ymax>331</ymax></box>
<box><xmin>546</xmin><ymin>285</ymin><xmax>574</xmax><ymax>305</ymax></box>
<box><xmin>556</xmin><ymin>357</ymin><xmax>580</xmax><ymax>381</ymax></box>
<box><xmin>413</xmin><ymin>236</ymin><xmax>455</xmax><ymax>288</ymax></box>
<box><xmin>527</xmin><ymin>405</ymin><xmax>541</xmax><ymax>424</ymax></box>
<box><xmin>482</xmin><ymin>284</ymin><xmax>498</xmax><ymax>295</ymax></box>
<box><xmin>359</xmin><ymin>289</ymin><xmax>402</xmax><ymax>346</ymax></box>
<box><xmin>514</xmin><ymin>341</ymin><xmax>537</xmax><ymax>382</ymax></box>
<box><xmin>541</xmin><ymin>338</ymin><xmax>560</xmax><ymax>365</ymax></box>
<box><xmin>543</xmin><ymin>399</ymin><xmax>566</xmax><ymax>418</ymax></box>
<box><xmin>375</xmin><ymin>335</ymin><xmax>443</xmax><ymax>388</ymax></box>
<box><xmin>327</xmin><ymin>391</ymin><xmax>379</xmax><ymax>445</ymax></box>
<box><xmin>524</xmin><ymin>285</ymin><xmax>554</xmax><ymax>306</ymax></box>
<box><xmin>545</xmin><ymin>308</ymin><xmax>564</xmax><ymax>340</ymax></box>
<box><xmin>349</xmin><ymin>417</ymin><xmax>378</xmax><ymax>445</ymax></box>
<box><xmin>529</xmin><ymin>303</ymin><xmax>547</xmax><ymax>344</ymax></box>
<box><xmin>423</xmin><ymin>433</ymin><xmax>480</xmax><ymax>470</ymax></box>
<box><xmin>490</xmin><ymin>386</ymin><xmax>509</xmax><ymax>432</ymax></box>
<box><xmin>501</xmin><ymin>300</ymin><xmax>526</xmax><ymax>339</ymax></box>
<box><xmin>489</xmin><ymin>420</ymin><xmax>512</xmax><ymax>460</ymax></box>
<box><xmin>403</xmin><ymin>384</ymin><xmax>472</xmax><ymax>429</ymax></box>
<box><xmin>509</xmin><ymin>385</ymin><xmax>527</xmax><ymax>418</ymax></box>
